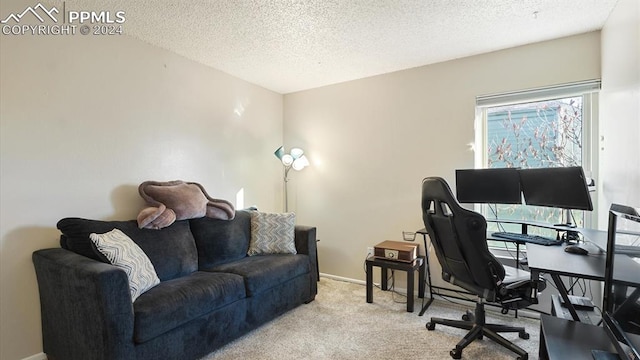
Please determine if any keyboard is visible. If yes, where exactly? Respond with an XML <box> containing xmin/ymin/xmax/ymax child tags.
<box><xmin>491</xmin><ymin>232</ymin><xmax>563</xmax><ymax>246</ymax></box>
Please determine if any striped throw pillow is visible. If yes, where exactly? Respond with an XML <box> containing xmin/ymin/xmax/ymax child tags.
<box><xmin>89</xmin><ymin>228</ymin><xmax>160</xmax><ymax>301</ymax></box>
<box><xmin>248</xmin><ymin>212</ymin><xmax>296</xmax><ymax>256</ymax></box>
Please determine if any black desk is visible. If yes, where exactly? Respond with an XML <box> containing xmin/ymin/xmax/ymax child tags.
<box><xmin>527</xmin><ymin>228</ymin><xmax>608</xmax><ymax>322</ymax></box>
<box><xmin>520</xmin><ymin>226</ymin><xmax>638</xmax><ymax>324</ymax></box>
<box><xmin>539</xmin><ymin>314</ymin><xmax>619</xmax><ymax>360</ymax></box>
<box><xmin>419</xmin><ymin>222</ymin><xmax>632</xmax><ymax>322</ymax></box>
<box><xmin>366</xmin><ymin>256</ymin><xmax>425</xmax><ymax>312</ymax></box>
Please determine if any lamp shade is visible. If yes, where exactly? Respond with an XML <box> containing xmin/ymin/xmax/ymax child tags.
<box><xmin>292</xmin><ymin>155</ymin><xmax>309</xmax><ymax>171</ymax></box>
<box><xmin>281</xmin><ymin>154</ymin><xmax>294</xmax><ymax>166</ymax></box>
<box><xmin>290</xmin><ymin>147</ymin><xmax>304</xmax><ymax>159</ymax></box>
<box><xmin>274</xmin><ymin>146</ymin><xmax>285</xmax><ymax>160</ymax></box>
<box><xmin>274</xmin><ymin>146</ymin><xmax>308</xmax><ymax>169</ymax></box>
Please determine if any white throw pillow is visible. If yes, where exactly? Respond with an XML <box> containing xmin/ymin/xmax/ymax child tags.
<box><xmin>248</xmin><ymin>212</ymin><xmax>296</xmax><ymax>256</ymax></box>
<box><xmin>89</xmin><ymin>228</ymin><xmax>160</xmax><ymax>301</ymax></box>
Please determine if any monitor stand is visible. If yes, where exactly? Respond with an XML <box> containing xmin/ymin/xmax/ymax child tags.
<box><xmin>553</xmin><ymin>209</ymin><xmax>577</xmax><ymax>227</ymax></box>
<box><xmin>555</xmin><ymin>209</ymin><xmax>581</xmax><ymax>243</ymax></box>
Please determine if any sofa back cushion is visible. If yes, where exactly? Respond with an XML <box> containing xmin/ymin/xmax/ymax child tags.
<box><xmin>189</xmin><ymin>210</ymin><xmax>251</xmax><ymax>269</ymax></box>
<box><xmin>57</xmin><ymin>218</ymin><xmax>197</xmax><ymax>281</ymax></box>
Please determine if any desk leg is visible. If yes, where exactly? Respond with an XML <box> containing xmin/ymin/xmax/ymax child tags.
<box><xmin>418</xmin><ymin>259</ymin><xmax>426</xmax><ymax>298</ymax></box>
<box><xmin>366</xmin><ymin>261</ymin><xmax>373</xmax><ymax>304</ymax></box>
<box><xmin>316</xmin><ymin>239</ymin><xmax>320</xmax><ymax>281</ymax></box>
<box><xmin>419</xmin><ymin>236</ymin><xmax>434</xmax><ymax>316</ymax></box>
<box><xmin>407</xmin><ymin>268</ymin><xmax>414</xmax><ymax>312</ymax></box>
<box><xmin>416</xmin><ymin>258</ymin><xmax>434</xmax><ymax>314</ymax></box>
<box><xmin>551</xmin><ymin>273</ymin><xmax>580</xmax><ymax>321</ymax></box>
<box><xmin>381</xmin><ymin>267</ymin><xmax>389</xmax><ymax>291</ymax></box>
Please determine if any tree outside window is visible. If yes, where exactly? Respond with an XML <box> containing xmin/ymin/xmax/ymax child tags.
<box><xmin>483</xmin><ymin>96</ymin><xmax>586</xmax><ymax>233</ymax></box>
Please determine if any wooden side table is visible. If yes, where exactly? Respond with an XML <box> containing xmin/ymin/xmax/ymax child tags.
<box><xmin>366</xmin><ymin>255</ymin><xmax>425</xmax><ymax>312</ymax></box>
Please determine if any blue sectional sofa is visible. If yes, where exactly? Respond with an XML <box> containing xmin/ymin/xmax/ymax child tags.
<box><xmin>32</xmin><ymin>210</ymin><xmax>317</xmax><ymax>360</ymax></box>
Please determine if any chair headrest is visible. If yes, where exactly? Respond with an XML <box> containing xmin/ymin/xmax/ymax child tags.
<box><xmin>422</xmin><ymin>177</ymin><xmax>464</xmax><ymax>211</ymax></box>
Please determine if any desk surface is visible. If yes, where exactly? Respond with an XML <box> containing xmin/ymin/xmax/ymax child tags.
<box><xmin>526</xmin><ymin>242</ymin><xmax>606</xmax><ymax>281</ymax></box>
<box><xmin>540</xmin><ymin>314</ymin><xmax>640</xmax><ymax>360</ymax></box>
<box><xmin>526</xmin><ymin>228</ymin><xmax>606</xmax><ymax>281</ymax></box>
<box><xmin>526</xmin><ymin>227</ymin><xmax>637</xmax><ymax>284</ymax></box>
<box><xmin>540</xmin><ymin>314</ymin><xmax>617</xmax><ymax>359</ymax></box>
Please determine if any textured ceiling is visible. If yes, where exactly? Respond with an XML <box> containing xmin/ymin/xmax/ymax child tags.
<box><xmin>51</xmin><ymin>0</ymin><xmax>619</xmax><ymax>93</ymax></box>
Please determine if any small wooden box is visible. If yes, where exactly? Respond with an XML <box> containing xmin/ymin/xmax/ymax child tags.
<box><xmin>373</xmin><ymin>241</ymin><xmax>418</xmax><ymax>262</ymax></box>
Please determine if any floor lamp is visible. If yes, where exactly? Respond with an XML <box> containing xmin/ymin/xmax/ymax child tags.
<box><xmin>274</xmin><ymin>146</ymin><xmax>309</xmax><ymax>212</ymax></box>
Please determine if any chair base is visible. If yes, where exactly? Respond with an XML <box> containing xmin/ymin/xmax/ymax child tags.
<box><xmin>426</xmin><ymin>301</ymin><xmax>529</xmax><ymax>360</ymax></box>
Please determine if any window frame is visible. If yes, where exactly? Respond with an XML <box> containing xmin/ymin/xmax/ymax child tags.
<box><xmin>474</xmin><ymin>81</ymin><xmax>601</xmax><ymax>231</ymax></box>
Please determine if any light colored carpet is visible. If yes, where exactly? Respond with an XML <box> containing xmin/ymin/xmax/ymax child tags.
<box><xmin>201</xmin><ymin>278</ymin><xmax>540</xmax><ymax>360</ymax></box>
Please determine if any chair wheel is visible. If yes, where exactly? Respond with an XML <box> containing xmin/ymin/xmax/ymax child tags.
<box><xmin>519</xmin><ymin>331</ymin><xmax>530</xmax><ymax>340</ymax></box>
<box><xmin>461</xmin><ymin>313</ymin><xmax>470</xmax><ymax>321</ymax></box>
<box><xmin>517</xmin><ymin>354</ymin><xmax>529</xmax><ymax>360</ymax></box>
<box><xmin>426</xmin><ymin>322</ymin><xmax>435</xmax><ymax>330</ymax></box>
<box><xmin>501</xmin><ymin>308</ymin><xmax>509</xmax><ymax>315</ymax></box>
<box><xmin>450</xmin><ymin>348</ymin><xmax>462</xmax><ymax>359</ymax></box>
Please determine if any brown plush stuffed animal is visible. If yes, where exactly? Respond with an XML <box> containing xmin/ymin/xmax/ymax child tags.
<box><xmin>137</xmin><ymin>180</ymin><xmax>235</xmax><ymax>229</ymax></box>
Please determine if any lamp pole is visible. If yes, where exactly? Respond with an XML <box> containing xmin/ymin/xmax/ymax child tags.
<box><xmin>283</xmin><ymin>165</ymin><xmax>292</xmax><ymax>212</ymax></box>
<box><xmin>274</xmin><ymin>146</ymin><xmax>309</xmax><ymax>213</ymax></box>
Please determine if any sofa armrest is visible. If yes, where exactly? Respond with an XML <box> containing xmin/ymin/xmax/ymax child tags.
<box><xmin>294</xmin><ymin>226</ymin><xmax>318</xmax><ymax>295</ymax></box>
<box><xmin>32</xmin><ymin>248</ymin><xmax>135</xmax><ymax>360</ymax></box>
<box><xmin>294</xmin><ymin>225</ymin><xmax>316</xmax><ymax>255</ymax></box>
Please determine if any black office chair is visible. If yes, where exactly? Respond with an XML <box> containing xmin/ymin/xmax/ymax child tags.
<box><xmin>421</xmin><ymin>177</ymin><xmax>544</xmax><ymax>360</ymax></box>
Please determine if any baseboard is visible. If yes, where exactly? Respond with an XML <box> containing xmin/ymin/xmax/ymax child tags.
<box><xmin>320</xmin><ymin>272</ymin><xmax>365</xmax><ymax>286</ymax></box>
<box><xmin>22</xmin><ymin>353</ymin><xmax>46</xmax><ymax>360</ymax></box>
<box><xmin>320</xmin><ymin>272</ymin><xmax>412</xmax><ymax>297</ymax></box>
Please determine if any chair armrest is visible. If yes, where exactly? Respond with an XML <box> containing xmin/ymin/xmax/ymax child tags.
<box><xmin>294</xmin><ymin>226</ymin><xmax>318</xmax><ymax>296</ymax></box>
<box><xmin>32</xmin><ymin>248</ymin><xmax>135</xmax><ymax>360</ymax></box>
<box><xmin>504</xmin><ymin>279</ymin><xmax>531</xmax><ymax>290</ymax></box>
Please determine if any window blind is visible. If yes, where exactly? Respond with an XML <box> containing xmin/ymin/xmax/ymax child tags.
<box><xmin>476</xmin><ymin>79</ymin><xmax>601</xmax><ymax>107</ymax></box>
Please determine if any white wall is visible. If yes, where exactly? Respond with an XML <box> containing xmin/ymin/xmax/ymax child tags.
<box><xmin>284</xmin><ymin>32</ymin><xmax>601</xmax><ymax>282</ymax></box>
<box><xmin>0</xmin><ymin>3</ymin><xmax>283</xmax><ymax>359</ymax></box>
<box><xmin>599</xmin><ymin>0</ymin><xmax>640</xmax><ymax>225</ymax></box>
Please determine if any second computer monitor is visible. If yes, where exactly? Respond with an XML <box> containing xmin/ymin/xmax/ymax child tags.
<box><xmin>455</xmin><ymin>168</ymin><xmax>522</xmax><ymax>204</ymax></box>
<box><xmin>518</xmin><ymin>166</ymin><xmax>593</xmax><ymax>211</ymax></box>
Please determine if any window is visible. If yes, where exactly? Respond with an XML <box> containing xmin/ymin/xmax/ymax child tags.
<box><xmin>475</xmin><ymin>80</ymin><xmax>600</xmax><ymax>239</ymax></box>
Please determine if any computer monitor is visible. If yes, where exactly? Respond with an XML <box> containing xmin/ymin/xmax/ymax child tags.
<box><xmin>518</xmin><ymin>166</ymin><xmax>593</xmax><ymax>211</ymax></box>
<box><xmin>455</xmin><ymin>168</ymin><xmax>522</xmax><ymax>204</ymax></box>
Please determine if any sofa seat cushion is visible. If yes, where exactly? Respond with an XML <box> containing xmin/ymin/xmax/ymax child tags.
<box><xmin>206</xmin><ymin>254</ymin><xmax>309</xmax><ymax>297</ymax></box>
<box><xmin>133</xmin><ymin>271</ymin><xmax>245</xmax><ymax>343</ymax></box>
